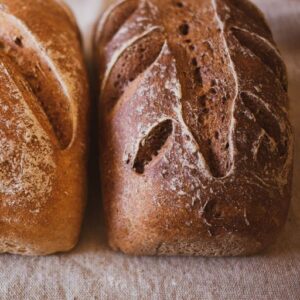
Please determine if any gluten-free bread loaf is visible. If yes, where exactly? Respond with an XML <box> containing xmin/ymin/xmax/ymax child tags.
<box><xmin>0</xmin><ymin>0</ymin><xmax>89</xmax><ymax>255</ymax></box>
<box><xmin>95</xmin><ymin>0</ymin><xmax>293</xmax><ymax>256</ymax></box>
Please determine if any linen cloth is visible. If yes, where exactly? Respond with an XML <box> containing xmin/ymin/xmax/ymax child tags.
<box><xmin>0</xmin><ymin>0</ymin><xmax>299</xmax><ymax>299</ymax></box>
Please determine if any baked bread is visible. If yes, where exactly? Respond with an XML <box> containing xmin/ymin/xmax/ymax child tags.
<box><xmin>0</xmin><ymin>0</ymin><xmax>89</xmax><ymax>255</ymax></box>
<box><xmin>95</xmin><ymin>0</ymin><xmax>293</xmax><ymax>256</ymax></box>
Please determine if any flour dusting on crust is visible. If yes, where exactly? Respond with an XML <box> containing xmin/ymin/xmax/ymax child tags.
<box><xmin>0</xmin><ymin>60</ymin><xmax>55</xmax><ymax>212</ymax></box>
<box><xmin>97</xmin><ymin>0</ymin><xmax>294</xmax><ymax>255</ymax></box>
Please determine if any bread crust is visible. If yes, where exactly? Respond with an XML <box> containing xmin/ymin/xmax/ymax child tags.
<box><xmin>96</xmin><ymin>0</ymin><xmax>293</xmax><ymax>256</ymax></box>
<box><xmin>0</xmin><ymin>0</ymin><xmax>89</xmax><ymax>255</ymax></box>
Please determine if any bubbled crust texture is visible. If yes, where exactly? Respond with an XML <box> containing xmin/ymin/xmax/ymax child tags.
<box><xmin>96</xmin><ymin>0</ymin><xmax>293</xmax><ymax>256</ymax></box>
<box><xmin>0</xmin><ymin>0</ymin><xmax>88</xmax><ymax>255</ymax></box>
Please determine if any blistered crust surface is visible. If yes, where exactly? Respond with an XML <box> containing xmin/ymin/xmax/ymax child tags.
<box><xmin>97</xmin><ymin>0</ymin><xmax>293</xmax><ymax>255</ymax></box>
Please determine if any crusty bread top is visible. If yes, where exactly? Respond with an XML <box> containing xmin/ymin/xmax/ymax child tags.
<box><xmin>96</xmin><ymin>0</ymin><xmax>293</xmax><ymax>255</ymax></box>
<box><xmin>0</xmin><ymin>0</ymin><xmax>85</xmax><ymax>148</ymax></box>
<box><xmin>0</xmin><ymin>0</ymin><xmax>88</xmax><ymax>254</ymax></box>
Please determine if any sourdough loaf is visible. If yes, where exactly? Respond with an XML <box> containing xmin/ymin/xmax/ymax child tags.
<box><xmin>95</xmin><ymin>0</ymin><xmax>293</xmax><ymax>256</ymax></box>
<box><xmin>0</xmin><ymin>0</ymin><xmax>89</xmax><ymax>255</ymax></box>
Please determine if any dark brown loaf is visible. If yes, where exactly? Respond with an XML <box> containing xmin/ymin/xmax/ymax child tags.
<box><xmin>0</xmin><ymin>0</ymin><xmax>89</xmax><ymax>255</ymax></box>
<box><xmin>95</xmin><ymin>0</ymin><xmax>293</xmax><ymax>256</ymax></box>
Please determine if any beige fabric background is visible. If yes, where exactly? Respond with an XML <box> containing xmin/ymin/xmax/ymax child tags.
<box><xmin>1</xmin><ymin>0</ymin><xmax>300</xmax><ymax>299</ymax></box>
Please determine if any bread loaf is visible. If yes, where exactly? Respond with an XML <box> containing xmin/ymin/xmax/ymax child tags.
<box><xmin>95</xmin><ymin>0</ymin><xmax>293</xmax><ymax>256</ymax></box>
<box><xmin>0</xmin><ymin>0</ymin><xmax>89</xmax><ymax>255</ymax></box>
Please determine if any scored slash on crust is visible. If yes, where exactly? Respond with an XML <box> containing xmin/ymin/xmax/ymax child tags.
<box><xmin>101</xmin><ymin>26</ymin><xmax>163</xmax><ymax>94</ymax></box>
<box><xmin>100</xmin><ymin>0</ymin><xmax>292</xmax><ymax>182</ymax></box>
<box><xmin>0</xmin><ymin>10</ymin><xmax>73</xmax><ymax>149</ymax></box>
<box><xmin>231</xmin><ymin>26</ymin><xmax>288</xmax><ymax>91</ymax></box>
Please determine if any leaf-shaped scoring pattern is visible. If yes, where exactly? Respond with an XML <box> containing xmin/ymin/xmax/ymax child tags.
<box><xmin>99</xmin><ymin>0</ymin><xmax>291</xmax><ymax>180</ymax></box>
<box><xmin>101</xmin><ymin>26</ymin><xmax>165</xmax><ymax>112</ymax></box>
<box><xmin>97</xmin><ymin>0</ymin><xmax>293</xmax><ymax>255</ymax></box>
<box><xmin>214</xmin><ymin>0</ymin><xmax>292</xmax><ymax>184</ymax></box>
<box><xmin>133</xmin><ymin>119</ymin><xmax>173</xmax><ymax>174</ymax></box>
<box><xmin>240</xmin><ymin>91</ymin><xmax>288</xmax><ymax>157</ymax></box>
<box><xmin>0</xmin><ymin>9</ymin><xmax>73</xmax><ymax>149</ymax></box>
<box><xmin>231</xmin><ymin>27</ymin><xmax>288</xmax><ymax>91</ymax></box>
<box><xmin>98</xmin><ymin>0</ymin><xmax>237</xmax><ymax>179</ymax></box>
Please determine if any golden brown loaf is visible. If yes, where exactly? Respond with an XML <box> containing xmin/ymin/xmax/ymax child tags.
<box><xmin>0</xmin><ymin>0</ymin><xmax>89</xmax><ymax>255</ymax></box>
<box><xmin>95</xmin><ymin>0</ymin><xmax>294</xmax><ymax>256</ymax></box>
